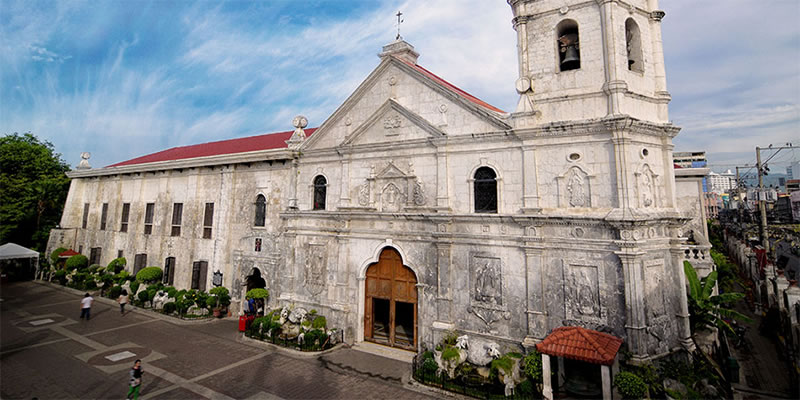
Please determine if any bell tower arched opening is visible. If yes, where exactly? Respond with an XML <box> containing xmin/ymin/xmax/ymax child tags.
<box><xmin>364</xmin><ymin>248</ymin><xmax>418</xmax><ymax>350</ymax></box>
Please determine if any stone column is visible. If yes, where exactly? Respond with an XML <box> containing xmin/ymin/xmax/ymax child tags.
<box><xmin>601</xmin><ymin>365</ymin><xmax>612</xmax><ymax>400</ymax></box>
<box><xmin>616</xmin><ymin>244</ymin><xmax>648</xmax><ymax>359</ymax></box>
<box><xmin>598</xmin><ymin>0</ymin><xmax>624</xmax><ymax>116</ymax></box>
<box><xmin>542</xmin><ymin>354</ymin><xmax>553</xmax><ymax>400</ymax></box>
<box><xmin>649</xmin><ymin>9</ymin><xmax>670</xmax><ymax>121</ymax></box>
<box><xmin>523</xmin><ymin>247</ymin><xmax>546</xmax><ymax>345</ymax></box>
<box><xmin>608</xmin><ymin>119</ymin><xmax>635</xmax><ymax>210</ymax></box>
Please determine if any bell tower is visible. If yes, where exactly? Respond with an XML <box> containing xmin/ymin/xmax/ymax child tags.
<box><xmin>508</xmin><ymin>0</ymin><xmax>671</xmax><ymax>125</ymax></box>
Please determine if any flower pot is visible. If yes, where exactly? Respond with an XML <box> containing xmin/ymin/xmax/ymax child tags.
<box><xmin>213</xmin><ymin>308</ymin><xmax>222</xmax><ymax>318</ymax></box>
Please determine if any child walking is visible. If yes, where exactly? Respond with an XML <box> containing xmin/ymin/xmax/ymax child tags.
<box><xmin>126</xmin><ymin>359</ymin><xmax>144</xmax><ymax>399</ymax></box>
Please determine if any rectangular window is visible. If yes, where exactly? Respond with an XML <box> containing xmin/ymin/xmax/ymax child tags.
<box><xmin>171</xmin><ymin>203</ymin><xmax>183</xmax><ymax>237</ymax></box>
<box><xmin>120</xmin><ymin>203</ymin><xmax>130</xmax><ymax>232</ymax></box>
<box><xmin>117</xmin><ymin>250</ymin><xmax>123</xmax><ymax>259</ymax></box>
<box><xmin>133</xmin><ymin>253</ymin><xmax>147</xmax><ymax>275</ymax></box>
<box><xmin>82</xmin><ymin>203</ymin><xmax>90</xmax><ymax>229</ymax></box>
<box><xmin>144</xmin><ymin>203</ymin><xmax>154</xmax><ymax>235</ymax></box>
<box><xmin>191</xmin><ymin>261</ymin><xmax>208</xmax><ymax>291</ymax></box>
<box><xmin>89</xmin><ymin>247</ymin><xmax>102</xmax><ymax>265</ymax></box>
<box><xmin>163</xmin><ymin>257</ymin><xmax>176</xmax><ymax>285</ymax></box>
<box><xmin>203</xmin><ymin>203</ymin><xmax>214</xmax><ymax>239</ymax></box>
<box><xmin>100</xmin><ymin>203</ymin><xmax>109</xmax><ymax>230</ymax></box>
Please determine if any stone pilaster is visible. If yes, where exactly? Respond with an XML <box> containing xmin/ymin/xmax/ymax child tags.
<box><xmin>435</xmin><ymin>242</ymin><xmax>452</xmax><ymax>323</ymax></box>
<box><xmin>615</xmin><ymin>241</ymin><xmax>648</xmax><ymax>359</ymax></box>
<box><xmin>608</xmin><ymin>118</ymin><xmax>635</xmax><ymax>209</ymax></box>
<box><xmin>523</xmin><ymin>247</ymin><xmax>547</xmax><ymax>345</ymax></box>
<box><xmin>435</xmin><ymin>146</ymin><xmax>450</xmax><ymax>209</ymax></box>
<box><xmin>288</xmin><ymin>158</ymin><xmax>299</xmax><ymax>210</ymax></box>
<box><xmin>669</xmin><ymin>233</ymin><xmax>694</xmax><ymax>351</ymax></box>
<box><xmin>339</xmin><ymin>158</ymin><xmax>351</xmax><ymax>206</ymax></box>
<box><xmin>521</xmin><ymin>146</ymin><xmax>541</xmax><ymax>211</ymax></box>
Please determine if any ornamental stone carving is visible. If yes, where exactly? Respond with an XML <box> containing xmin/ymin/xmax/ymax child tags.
<box><xmin>383</xmin><ymin>114</ymin><xmax>402</xmax><ymax>130</ymax></box>
<box><xmin>567</xmin><ymin>168</ymin><xmax>588</xmax><ymax>207</ymax></box>
<box><xmin>471</xmin><ymin>254</ymin><xmax>502</xmax><ymax>306</ymax></box>
<box><xmin>357</xmin><ymin>181</ymin><xmax>370</xmax><ymax>206</ymax></box>
<box><xmin>412</xmin><ymin>180</ymin><xmax>426</xmax><ymax>206</ymax></box>
<box><xmin>304</xmin><ymin>243</ymin><xmax>327</xmax><ymax>295</ymax></box>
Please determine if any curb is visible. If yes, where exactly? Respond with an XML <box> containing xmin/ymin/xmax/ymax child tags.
<box><xmin>238</xmin><ymin>333</ymin><xmax>346</xmax><ymax>358</ymax></box>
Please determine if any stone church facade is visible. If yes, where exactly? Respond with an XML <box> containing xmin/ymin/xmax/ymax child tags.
<box><xmin>48</xmin><ymin>0</ymin><xmax>697</xmax><ymax>361</ymax></box>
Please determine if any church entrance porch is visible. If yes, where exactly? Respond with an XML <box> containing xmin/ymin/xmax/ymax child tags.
<box><xmin>364</xmin><ymin>248</ymin><xmax>417</xmax><ymax>351</ymax></box>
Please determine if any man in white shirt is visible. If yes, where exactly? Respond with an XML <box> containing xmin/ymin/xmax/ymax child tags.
<box><xmin>80</xmin><ymin>293</ymin><xmax>94</xmax><ymax>320</ymax></box>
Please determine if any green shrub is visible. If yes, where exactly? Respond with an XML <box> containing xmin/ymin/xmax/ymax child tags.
<box><xmin>135</xmin><ymin>266</ymin><xmax>162</xmax><ymax>283</ymax></box>
<box><xmin>206</xmin><ymin>296</ymin><xmax>218</xmax><ymax>309</ymax></box>
<box><xmin>129</xmin><ymin>281</ymin><xmax>140</xmax><ymax>295</ymax></box>
<box><xmin>113</xmin><ymin>270</ymin><xmax>129</xmax><ymax>284</ymax></box>
<box><xmin>72</xmin><ymin>272</ymin><xmax>88</xmax><ymax>284</ymax></box>
<box><xmin>246</xmin><ymin>288</ymin><xmax>269</xmax><ymax>300</ymax></box>
<box><xmin>312</xmin><ymin>316</ymin><xmax>327</xmax><ymax>330</ymax></box>
<box><xmin>442</xmin><ymin>330</ymin><xmax>459</xmax><ymax>346</ymax></box>
<box><xmin>523</xmin><ymin>350</ymin><xmax>544</xmax><ymax>382</ymax></box>
<box><xmin>83</xmin><ymin>278</ymin><xmax>97</xmax><ymax>290</ymax></box>
<box><xmin>88</xmin><ymin>264</ymin><xmax>103</xmax><ymax>273</ymax></box>
<box><xmin>304</xmin><ymin>329</ymin><xmax>325</xmax><ymax>346</ymax></box>
<box><xmin>210</xmin><ymin>287</ymin><xmax>229</xmax><ymax>297</ymax></box>
<box><xmin>54</xmin><ymin>270</ymin><xmax>67</xmax><ymax>285</ymax></box>
<box><xmin>420</xmin><ymin>351</ymin><xmax>438</xmax><ymax>375</ymax></box>
<box><xmin>108</xmin><ymin>285</ymin><xmax>122</xmax><ymax>299</ymax></box>
<box><xmin>50</xmin><ymin>247</ymin><xmax>68</xmax><ymax>265</ymax></box>
<box><xmin>175</xmin><ymin>299</ymin><xmax>190</xmax><ymax>314</ymax></box>
<box><xmin>163</xmin><ymin>302</ymin><xmax>177</xmax><ymax>314</ymax></box>
<box><xmin>490</xmin><ymin>353</ymin><xmax>522</xmax><ymax>377</ymax></box>
<box><xmin>614</xmin><ymin>371</ymin><xmax>648</xmax><ymax>400</ymax></box>
<box><xmin>166</xmin><ymin>287</ymin><xmax>177</xmax><ymax>298</ymax></box>
<box><xmin>442</xmin><ymin>346</ymin><xmax>461</xmax><ymax>361</ymax></box>
<box><xmin>147</xmin><ymin>287</ymin><xmax>157</xmax><ymax>300</ymax></box>
<box><xmin>138</xmin><ymin>290</ymin><xmax>150</xmax><ymax>303</ymax></box>
<box><xmin>106</xmin><ymin>257</ymin><xmax>126</xmax><ymax>273</ymax></box>
<box><xmin>65</xmin><ymin>255</ymin><xmax>88</xmax><ymax>271</ymax></box>
<box><xmin>516</xmin><ymin>379</ymin><xmax>535</xmax><ymax>397</ymax></box>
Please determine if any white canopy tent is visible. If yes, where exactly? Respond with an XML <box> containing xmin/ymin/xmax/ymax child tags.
<box><xmin>0</xmin><ymin>243</ymin><xmax>40</xmax><ymax>280</ymax></box>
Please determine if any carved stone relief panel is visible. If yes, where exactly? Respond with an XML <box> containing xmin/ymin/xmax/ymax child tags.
<box><xmin>304</xmin><ymin>243</ymin><xmax>327</xmax><ymax>296</ymax></box>
<box><xmin>644</xmin><ymin>259</ymin><xmax>666</xmax><ymax>319</ymax></box>
<box><xmin>563</xmin><ymin>261</ymin><xmax>604</xmax><ymax>323</ymax></box>
<box><xmin>357</xmin><ymin>160</ymin><xmax>427</xmax><ymax>210</ymax></box>
<box><xmin>470</xmin><ymin>253</ymin><xmax>503</xmax><ymax>306</ymax></box>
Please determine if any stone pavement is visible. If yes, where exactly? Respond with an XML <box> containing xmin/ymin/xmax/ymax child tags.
<box><xmin>0</xmin><ymin>281</ymin><xmax>439</xmax><ymax>399</ymax></box>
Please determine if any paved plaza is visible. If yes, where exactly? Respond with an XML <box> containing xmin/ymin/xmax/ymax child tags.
<box><xmin>0</xmin><ymin>281</ymin><xmax>438</xmax><ymax>399</ymax></box>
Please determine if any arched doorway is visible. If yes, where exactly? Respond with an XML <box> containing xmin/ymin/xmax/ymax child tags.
<box><xmin>364</xmin><ymin>248</ymin><xmax>417</xmax><ymax>350</ymax></box>
<box><xmin>244</xmin><ymin>268</ymin><xmax>267</xmax><ymax>315</ymax></box>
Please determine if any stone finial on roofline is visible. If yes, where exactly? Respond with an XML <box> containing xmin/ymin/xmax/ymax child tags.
<box><xmin>379</xmin><ymin>39</ymin><xmax>419</xmax><ymax>64</ymax></box>
<box><xmin>76</xmin><ymin>152</ymin><xmax>91</xmax><ymax>169</ymax></box>
<box><xmin>286</xmin><ymin>115</ymin><xmax>309</xmax><ymax>149</ymax></box>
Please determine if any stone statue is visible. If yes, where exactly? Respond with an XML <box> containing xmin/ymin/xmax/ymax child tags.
<box><xmin>288</xmin><ymin>307</ymin><xmax>307</xmax><ymax>324</ymax></box>
<box><xmin>567</xmin><ymin>169</ymin><xmax>585</xmax><ymax>207</ymax></box>
<box><xmin>412</xmin><ymin>180</ymin><xmax>425</xmax><ymax>206</ymax></box>
<box><xmin>465</xmin><ymin>338</ymin><xmax>501</xmax><ymax>367</ymax></box>
<box><xmin>642</xmin><ymin>171</ymin><xmax>654</xmax><ymax>207</ymax></box>
<box><xmin>475</xmin><ymin>261</ymin><xmax>500</xmax><ymax>304</ymax></box>
<box><xmin>152</xmin><ymin>291</ymin><xmax>170</xmax><ymax>310</ymax></box>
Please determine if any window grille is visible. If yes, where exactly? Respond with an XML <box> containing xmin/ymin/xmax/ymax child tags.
<box><xmin>144</xmin><ymin>203</ymin><xmax>154</xmax><ymax>235</ymax></box>
<box><xmin>474</xmin><ymin>167</ymin><xmax>498</xmax><ymax>213</ymax></box>
<box><xmin>203</xmin><ymin>203</ymin><xmax>214</xmax><ymax>239</ymax></box>
<box><xmin>171</xmin><ymin>203</ymin><xmax>183</xmax><ymax>237</ymax></box>
<box><xmin>120</xmin><ymin>203</ymin><xmax>130</xmax><ymax>232</ymax></box>
<box><xmin>313</xmin><ymin>175</ymin><xmax>327</xmax><ymax>210</ymax></box>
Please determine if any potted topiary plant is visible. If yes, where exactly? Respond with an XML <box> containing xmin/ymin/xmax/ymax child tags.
<box><xmin>209</xmin><ymin>287</ymin><xmax>231</xmax><ymax>317</ymax></box>
<box><xmin>245</xmin><ymin>288</ymin><xmax>269</xmax><ymax>316</ymax></box>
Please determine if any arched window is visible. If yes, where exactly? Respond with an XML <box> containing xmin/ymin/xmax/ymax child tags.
<box><xmin>625</xmin><ymin>18</ymin><xmax>643</xmax><ymax>72</ymax></box>
<box><xmin>556</xmin><ymin>19</ymin><xmax>580</xmax><ymax>72</ymax></box>
<box><xmin>313</xmin><ymin>175</ymin><xmax>327</xmax><ymax>211</ymax></box>
<box><xmin>254</xmin><ymin>194</ymin><xmax>266</xmax><ymax>227</ymax></box>
<box><xmin>474</xmin><ymin>167</ymin><xmax>497</xmax><ymax>213</ymax></box>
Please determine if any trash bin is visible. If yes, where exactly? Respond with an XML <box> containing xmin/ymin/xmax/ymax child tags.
<box><xmin>239</xmin><ymin>315</ymin><xmax>248</xmax><ymax>332</ymax></box>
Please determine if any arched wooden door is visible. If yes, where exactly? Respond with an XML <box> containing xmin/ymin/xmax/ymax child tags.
<box><xmin>364</xmin><ymin>248</ymin><xmax>417</xmax><ymax>350</ymax></box>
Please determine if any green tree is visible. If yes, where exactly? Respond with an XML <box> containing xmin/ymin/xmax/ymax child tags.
<box><xmin>0</xmin><ymin>133</ymin><xmax>70</xmax><ymax>251</ymax></box>
<box><xmin>684</xmin><ymin>261</ymin><xmax>751</xmax><ymax>336</ymax></box>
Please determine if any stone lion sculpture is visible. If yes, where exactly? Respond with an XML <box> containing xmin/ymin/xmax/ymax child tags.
<box><xmin>288</xmin><ymin>308</ymin><xmax>307</xmax><ymax>324</ymax></box>
<box><xmin>466</xmin><ymin>339</ymin><xmax>501</xmax><ymax>367</ymax></box>
<box><xmin>152</xmin><ymin>291</ymin><xmax>169</xmax><ymax>310</ymax></box>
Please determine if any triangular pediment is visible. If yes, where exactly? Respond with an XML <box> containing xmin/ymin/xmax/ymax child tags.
<box><xmin>376</xmin><ymin>161</ymin><xmax>408</xmax><ymax>179</ymax></box>
<box><xmin>340</xmin><ymin>99</ymin><xmax>445</xmax><ymax>147</ymax></box>
<box><xmin>300</xmin><ymin>56</ymin><xmax>510</xmax><ymax>152</ymax></box>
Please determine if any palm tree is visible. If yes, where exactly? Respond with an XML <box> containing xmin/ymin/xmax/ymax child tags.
<box><xmin>684</xmin><ymin>261</ymin><xmax>751</xmax><ymax>337</ymax></box>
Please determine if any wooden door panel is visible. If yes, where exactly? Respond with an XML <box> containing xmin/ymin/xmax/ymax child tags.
<box><xmin>365</xmin><ymin>248</ymin><xmax>418</xmax><ymax>349</ymax></box>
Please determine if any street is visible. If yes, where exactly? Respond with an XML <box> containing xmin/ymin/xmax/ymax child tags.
<box><xmin>0</xmin><ymin>281</ymin><xmax>435</xmax><ymax>399</ymax></box>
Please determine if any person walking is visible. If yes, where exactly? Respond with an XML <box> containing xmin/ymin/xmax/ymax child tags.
<box><xmin>79</xmin><ymin>293</ymin><xmax>93</xmax><ymax>320</ymax></box>
<box><xmin>126</xmin><ymin>359</ymin><xmax>144</xmax><ymax>399</ymax></box>
<box><xmin>117</xmin><ymin>290</ymin><xmax>129</xmax><ymax>315</ymax></box>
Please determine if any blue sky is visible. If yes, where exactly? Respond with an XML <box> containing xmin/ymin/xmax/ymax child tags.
<box><xmin>2</xmin><ymin>0</ymin><xmax>798</xmax><ymax>172</ymax></box>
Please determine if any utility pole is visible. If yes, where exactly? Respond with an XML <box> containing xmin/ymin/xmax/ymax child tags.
<box><xmin>735</xmin><ymin>166</ymin><xmax>745</xmax><ymax>235</ymax></box>
<box><xmin>756</xmin><ymin>147</ymin><xmax>769</xmax><ymax>253</ymax></box>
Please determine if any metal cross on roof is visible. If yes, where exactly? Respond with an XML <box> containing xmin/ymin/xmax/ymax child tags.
<box><xmin>395</xmin><ymin>11</ymin><xmax>404</xmax><ymax>40</ymax></box>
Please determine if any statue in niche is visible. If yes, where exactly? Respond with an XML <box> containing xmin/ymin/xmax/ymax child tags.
<box><xmin>412</xmin><ymin>180</ymin><xmax>425</xmax><ymax>206</ymax></box>
<box><xmin>567</xmin><ymin>169</ymin><xmax>586</xmax><ymax>207</ymax></box>
<box><xmin>642</xmin><ymin>171</ymin><xmax>654</xmax><ymax>207</ymax></box>
<box><xmin>577</xmin><ymin>270</ymin><xmax>596</xmax><ymax>316</ymax></box>
<box><xmin>381</xmin><ymin>183</ymin><xmax>403</xmax><ymax>211</ymax></box>
<box><xmin>358</xmin><ymin>181</ymin><xmax>370</xmax><ymax>206</ymax></box>
<box><xmin>475</xmin><ymin>261</ymin><xmax>501</xmax><ymax>305</ymax></box>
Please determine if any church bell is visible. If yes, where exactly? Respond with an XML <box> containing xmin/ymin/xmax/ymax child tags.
<box><xmin>558</xmin><ymin>33</ymin><xmax>580</xmax><ymax>70</ymax></box>
<box><xmin>561</xmin><ymin>45</ymin><xmax>580</xmax><ymax>67</ymax></box>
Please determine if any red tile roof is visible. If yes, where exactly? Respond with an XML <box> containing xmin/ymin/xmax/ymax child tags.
<box><xmin>106</xmin><ymin>129</ymin><xmax>317</xmax><ymax>168</ymax></box>
<box><xmin>397</xmin><ymin>58</ymin><xmax>505</xmax><ymax>114</ymax></box>
<box><xmin>58</xmin><ymin>249</ymin><xmax>80</xmax><ymax>257</ymax></box>
<box><xmin>536</xmin><ymin>326</ymin><xmax>623</xmax><ymax>365</ymax></box>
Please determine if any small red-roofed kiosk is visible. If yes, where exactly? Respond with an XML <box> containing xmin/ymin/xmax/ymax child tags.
<box><xmin>536</xmin><ymin>326</ymin><xmax>623</xmax><ymax>400</ymax></box>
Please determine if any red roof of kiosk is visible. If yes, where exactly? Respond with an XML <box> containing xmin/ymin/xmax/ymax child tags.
<box><xmin>536</xmin><ymin>326</ymin><xmax>623</xmax><ymax>365</ymax></box>
<box><xmin>58</xmin><ymin>249</ymin><xmax>80</xmax><ymax>257</ymax></box>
